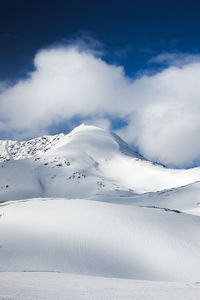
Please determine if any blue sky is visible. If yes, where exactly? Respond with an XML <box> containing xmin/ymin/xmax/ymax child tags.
<box><xmin>1</xmin><ymin>0</ymin><xmax>200</xmax><ymax>80</ymax></box>
<box><xmin>1</xmin><ymin>0</ymin><xmax>200</xmax><ymax>168</ymax></box>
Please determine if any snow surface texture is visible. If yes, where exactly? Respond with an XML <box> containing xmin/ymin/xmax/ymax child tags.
<box><xmin>1</xmin><ymin>272</ymin><xmax>200</xmax><ymax>300</ymax></box>
<box><xmin>1</xmin><ymin>124</ymin><xmax>200</xmax><ymax>298</ymax></box>
<box><xmin>1</xmin><ymin>198</ymin><xmax>200</xmax><ymax>282</ymax></box>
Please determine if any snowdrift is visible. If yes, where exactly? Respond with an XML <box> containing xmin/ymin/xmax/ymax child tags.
<box><xmin>0</xmin><ymin>198</ymin><xmax>200</xmax><ymax>281</ymax></box>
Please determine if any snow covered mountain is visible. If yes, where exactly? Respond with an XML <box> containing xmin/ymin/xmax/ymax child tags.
<box><xmin>1</xmin><ymin>124</ymin><xmax>200</xmax><ymax>285</ymax></box>
<box><xmin>1</xmin><ymin>124</ymin><xmax>200</xmax><ymax>202</ymax></box>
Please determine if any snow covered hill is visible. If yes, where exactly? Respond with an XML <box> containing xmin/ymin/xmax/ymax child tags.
<box><xmin>1</xmin><ymin>124</ymin><xmax>200</xmax><ymax>202</ymax></box>
<box><xmin>0</xmin><ymin>124</ymin><xmax>200</xmax><ymax>289</ymax></box>
<box><xmin>1</xmin><ymin>198</ymin><xmax>200</xmax><ymax>282</ymax></box>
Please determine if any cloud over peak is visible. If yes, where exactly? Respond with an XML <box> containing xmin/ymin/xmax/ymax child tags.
<box><xmin>1</xmin><ymin>43</ymin><xmax>200</xmax><ymax>167</ymax></box>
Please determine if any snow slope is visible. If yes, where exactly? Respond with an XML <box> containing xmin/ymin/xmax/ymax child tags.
<box><xmin>1</xmin><ymin>124</ymin><xmax>200</xmax><ymax>289</ymax></box>
<box><xmin>0</xmin><ymin>198</ymin><xmax>200</xmax><ymax>282</ymax></box>
<box><xmin>1</xmin><ymin>124</ymin><xmax>200</xmax><ymax>202</ymax></box>
<box><xmin>1</xmin><ymin>272</ymin><xmax>200</xmax><ymax>300</ymax></box>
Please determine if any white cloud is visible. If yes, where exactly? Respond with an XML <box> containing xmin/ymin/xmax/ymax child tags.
<box><xmin>1</xmin><ymin>44</ymin><xmax>200</xmax><ymax>167</ymax></box>
<box><xmin>149</xmin><ymin>52</ymin><xmax>200</xmax><ymax>66</ymax></box>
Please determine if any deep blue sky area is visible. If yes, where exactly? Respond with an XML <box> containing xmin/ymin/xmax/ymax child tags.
<box><xmin>1</xmin><ymin>0</ymin><xmax>200</xmax><ymax>80</ymax></box>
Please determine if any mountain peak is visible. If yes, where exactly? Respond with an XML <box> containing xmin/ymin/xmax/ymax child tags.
<box><xmin>70</xmin><ymin>123</ymin><xmax>106</xmax><ymax>134</ymax></box>
<box><xmin>1</xmin><ymin>123</ymin><xmax>200</xmax><ymax>202</ymax></box>
<box><xmin>0</xmin><ymin>125</ymin><xmax>139</xmax><ymax>162</ymax></box>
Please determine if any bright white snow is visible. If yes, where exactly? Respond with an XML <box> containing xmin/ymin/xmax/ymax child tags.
<box><xmin>0</xmin><ymin>198</ymin><xmax>200</xmax><ymax>281</ymax></box>
<box><xmin>0</xmin><ymin>124</ymin><xmax>200</xmax><ymax>298</ymax></box>
<box><xmin>1</xmin><ymin>272</ymin><xmax>200</xmax><ymax>300</ymax></box>
<box><xmin>1</xmin><ymin>124</ymin><xmax>200</xmax><ymax>202</ymax></box>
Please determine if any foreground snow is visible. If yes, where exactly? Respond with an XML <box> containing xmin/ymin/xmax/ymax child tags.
<box><xmin>1</xmin><ymin>272</ymin><xmax>200</xmax><ymax>300</ymax></box>
<box><xmin>1</xmin><ymin>125</ymin><xmax>200</xmax><ymax>298</ymax></box>
<box><xmin>1</xmin><ymin>198</ymin><xmax>200</xmax><ymax>282</ymax></box>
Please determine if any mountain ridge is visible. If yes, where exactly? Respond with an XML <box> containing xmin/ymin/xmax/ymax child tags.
<box><xmin>1</xmin><ymin>124</ymin><xmax>200</xmax><ymax>202</ymax></box>
<box><xmin>0</xmin><ymin>124</ymin><xmax>143</xmax><ymax>162</ymax></box>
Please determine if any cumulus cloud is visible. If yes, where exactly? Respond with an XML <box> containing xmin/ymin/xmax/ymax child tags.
<box><xmin>1</xmin><ymin>43</ymin><xmax>200</xmax><ymax>167</ymax></box>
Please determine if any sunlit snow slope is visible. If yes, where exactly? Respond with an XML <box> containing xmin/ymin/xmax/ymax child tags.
<box><xmin>0</xmin><ymin>124</ymin><xmax>200</xmax><ymax>282</ymax></box>
<box><xmin>1</xmin><ymin>124</ymin><xmax>200</xmax><ymax>201</ymax></box>
<box><xmin>1</xmin><ymin>198</ymin><xmax>200</xmax><ymax>281</ymax></box>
